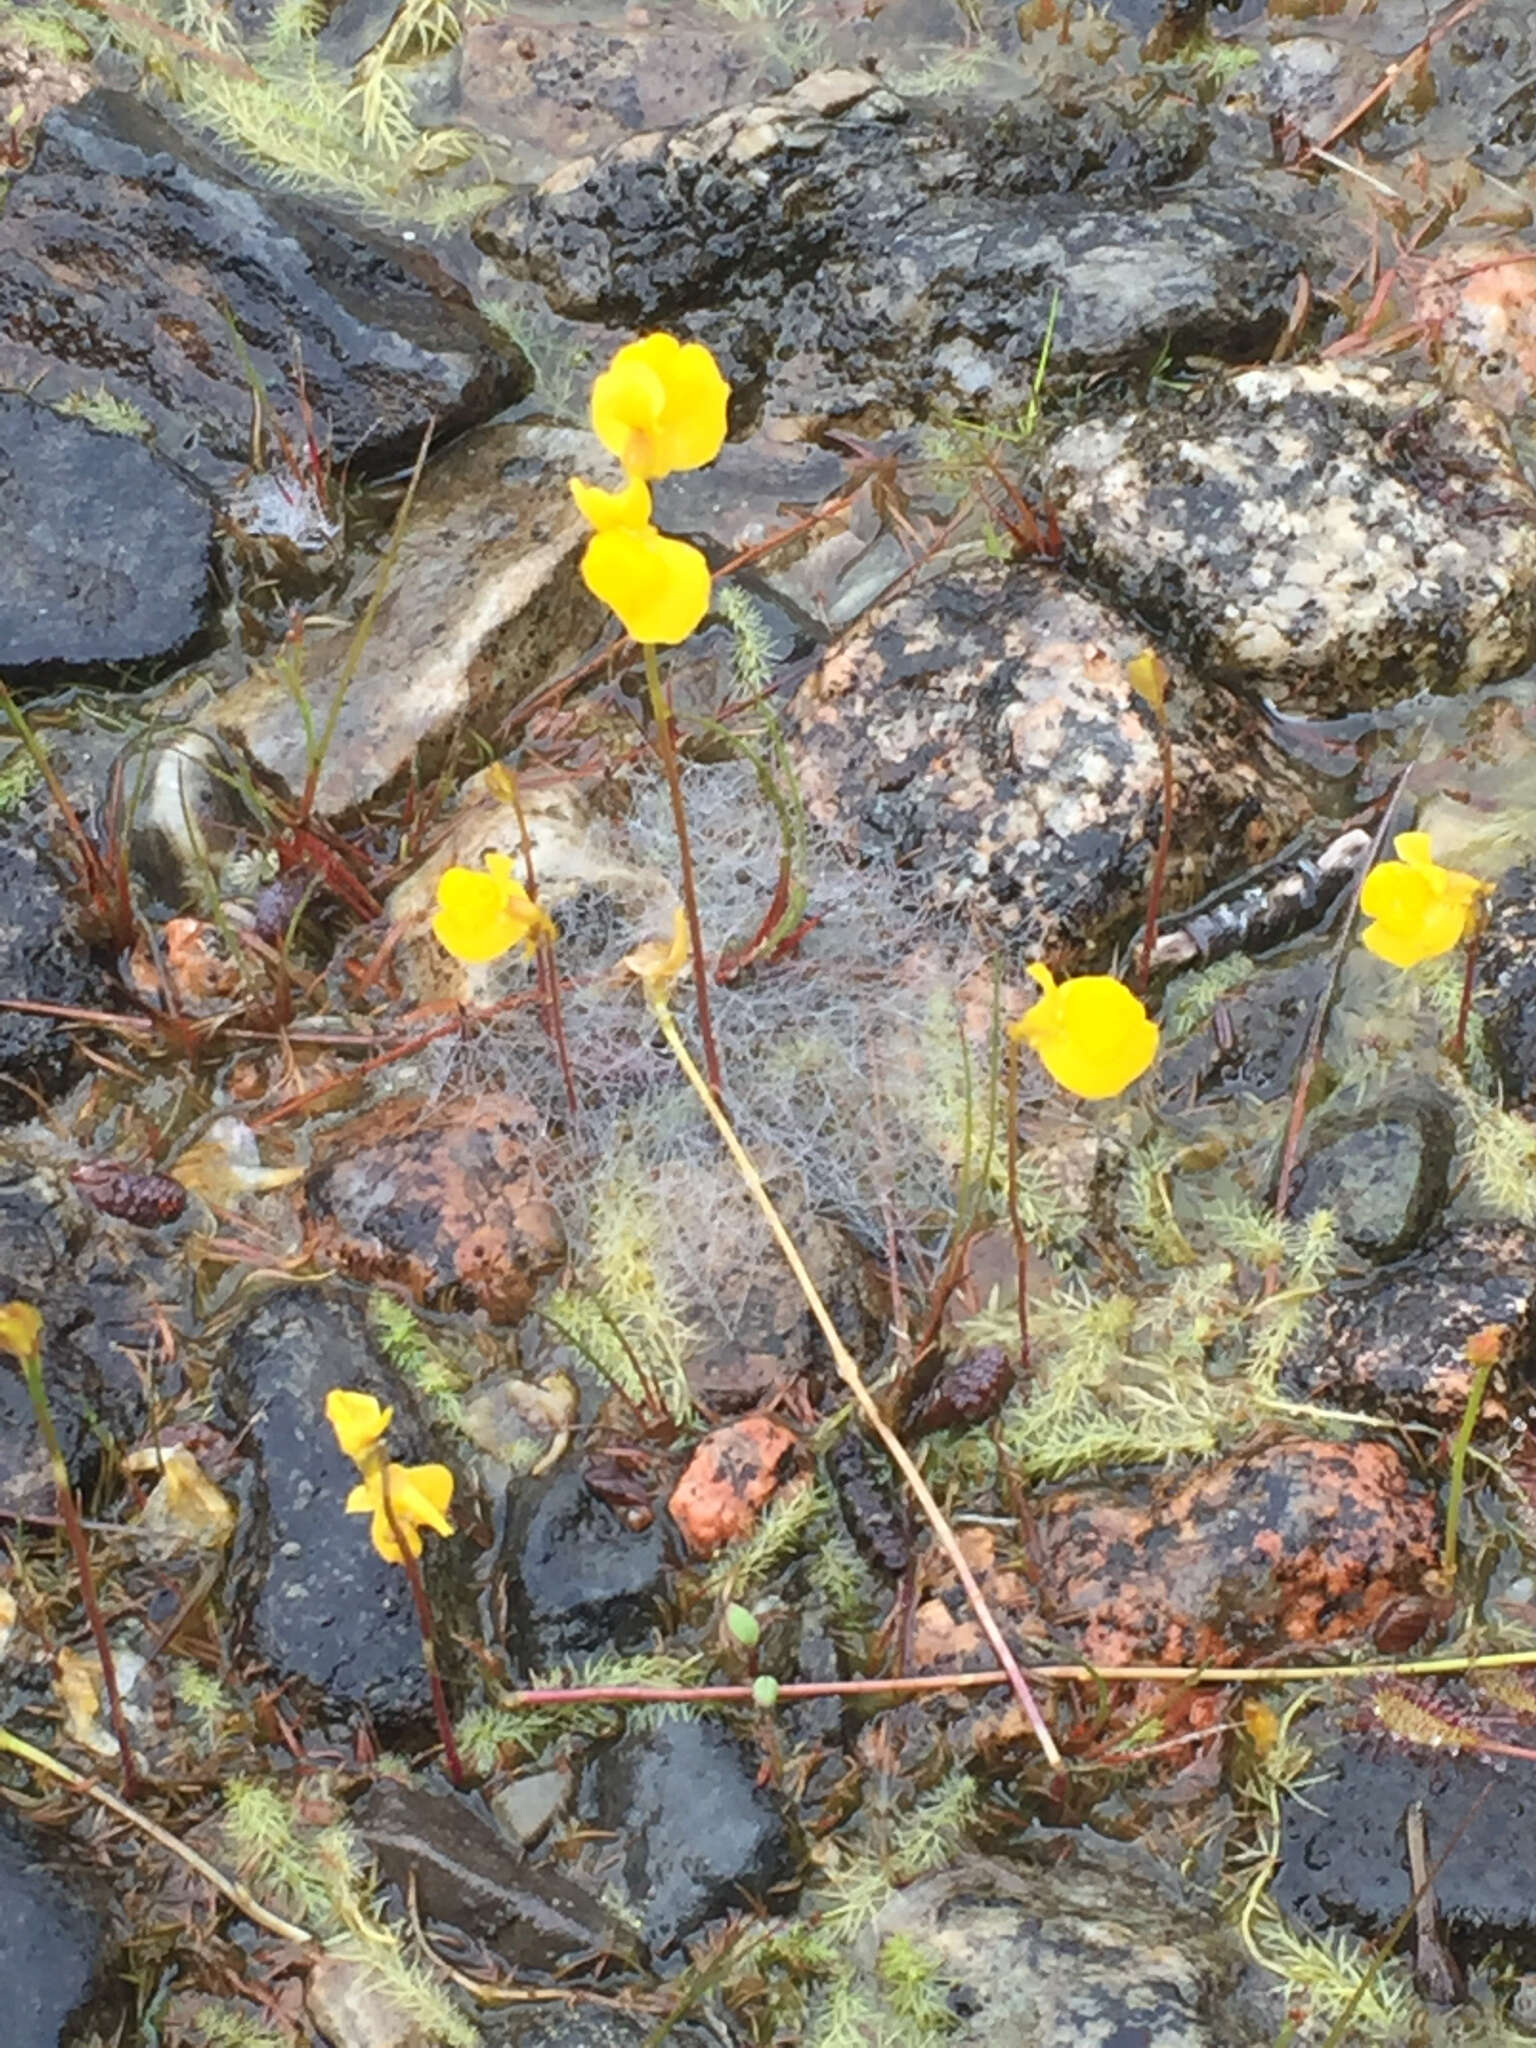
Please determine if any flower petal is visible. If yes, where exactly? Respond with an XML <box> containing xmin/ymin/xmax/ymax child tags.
<box><xmin>1014</xmin><ymin>970</ymin><xmax>1159</xmax><ymax>1100</ymax></box>
<box><xmin>326</xmin><ymin>1388</ymin><xmax>393</xmax><ymax>1463</ymax></box>
<box><xmin>0</xmin><ymin>1299</ymin><xmax>43</xmax><ymax>1365</ymax></box>
<box><xmin>589</xmin><ymin>335</ymin><xmax>729</xmax><ymax>480</ymax></box>
<box><xmin>580</xmin><ymin>526</ymin><xmax>711</xmax><ymax>645</ymax></box>
<box><xmin>570</xmin><ymin>473</ymin><xmax>653</xmax><ymax>531</ymax></box>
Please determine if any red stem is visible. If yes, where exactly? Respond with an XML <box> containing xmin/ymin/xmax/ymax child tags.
<box><xmin>377</xmin><ymin>1471</ymin><xmax>464</xmax><ymax>1788</ymax></box>
<box><xmin>1135</xmin><ymin>718</ymin><xmax>1176</xmax><ymax>995</ymax></box>
<box><xmin>643</xmin><ymin>644</ymin><xmax>724</xmax><ymax>1101</ymax></box>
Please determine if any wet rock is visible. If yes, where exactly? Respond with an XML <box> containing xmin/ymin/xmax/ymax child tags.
<box><xmin>0</xmin><ymin>393</ymin><xmax>214</xmax><ymax>688</ymax></box>
<box><xmin>1287</xmin><ymin>1091</ymin><xmax>1457</xmax><ymax>1264</ymax></box>
<box><xmin>668</xmin><ymin>1416</ymin><xmax>798</xmax><ymax>1558</ymax></box>
<box><xmin>1159</xmin><ymin>956</ymin><xmax>1331</xmax><ymax>1105</ymax></box>
<box><xmin>915</xmin><ymin>1440</ymin><xmax>1438</xmax><ymax>1677</ymax></box>
<box><xmin>1044</xmin><ymin>363</ymin><xmax>1536</xmax><ymax>716</ymax></box>
<box><xmin>305</xmin><ymin>1954</ymin><xmax>434</xmax><ymax>2048</ymax></box>
<box><xmin>593</xmin><ymin>1719</ymin><xmax>796</xmax><ymax>1952</ymax></box>
<box><xmin>491</xmin><ymin>1767</ymin><xmax>571</xmax><ymax>1849</ymax></box>
<box><xmin>0</xmin><ymin>825</ymin><xmax>117</xmax><ymax>1114</ymax></box>
<box><xmin>0</xmin><ymin>91</ymin><xmax>525</xmax><ymax>494</ymax></box>
<box><xmin>0</xmin><ymin>1816</ymin><xmax>105</xmax><ymax>2048</ymax></box>
<box><xmin>1482</xmin><ymin>857</ymin><xmax>1536</xmax><ymax>1104</ymax></box>
<box><xmin>491</xmin><ymin>71</ymin><xmax>1310</xmax><ymax>421</ymax></box>
<box><xmin>1273</xmin><ymin>1704</ymin><xmax>1536</xmax><ymax>1968</ymax></box>
<box><xmin>853</xmin><ymin>1843</ymin><xmax>1273</xmax><ymax>2047</ymax></box>
<box><xmin>306</xmin><ymin>1093</ymin><xmax>566</xmax><ymax>1326</ymax></box>
<box><xmin>786</xmin><ymin>563</ymin><xmax>1304</xmax><ymax>960</ymax></box>
<box><xmin>1284</xmin><ymin>1223</ymin><xmax>1536</xmax><ymax>1426</ymax></box>
<box><xmin>221</xmin><ymin>1288</ymin><xmax>465</xmax><ymax>1726</ymax></box>
<box><xmin>211</xmin><ymin>423</ymin><xmax>593</xmax><ymax>817</ymax></box>
<box><xmin>0</xmin><ymin>1161</ymin><xmax>157</xmax><ymax>1513</ymax></box>
<box><xmin>480</xmin><ymin>2015</ymin><xmax>715</xmax><ymax>2048</ymax></box>
<box><xmin>502</xmin><ymin>1464</ymin><xmax>669</xmax><ymax>1672</ymax></box>
<box><xmin>353</xmin><ymin>1778</ymin><xmax>636</xmax><ymax>1976</ymax></box>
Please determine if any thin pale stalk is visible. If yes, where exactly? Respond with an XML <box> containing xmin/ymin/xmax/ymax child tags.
<box><xmin>652</xmin><ymin>1001</ymin><xmax>1061</xmax><ymax>1767</ymax></box>
<box><xmin>643</xmin><ymin>645</ymin><xmax>724</xmax><ymax>1100</ymax></box>
<box><xmin>1134</xmin><ymin>717</ymin><xmax>1177</xmax><ymax>995</ymax></box>
<box><xmin>0</xmin><ymin>1725</ymin><xmax>316</xmax><ymax>1947</ymax></box>
<box><xmin>20</xmin><ymin>1354</ymin><xmax>138</xmax><ymax>1795</ymax></box>
<box><xmin>1005</xmin><ymin>1036</ymin><xmax>1031</xmax><ymax>1374</ymax></box>
<box><xmin>376</xmin><ymin>1464</ymin><xmax>464</xmax><ymax>1788</ymax></box>
<box><xmin>1442</xmin><ymin>1350</ymin><xmax>1497</xmax><ymax>1578</ymax></box>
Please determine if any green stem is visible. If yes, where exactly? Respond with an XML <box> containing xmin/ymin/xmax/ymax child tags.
<box><xmin>1135</xmin><ymin>712</ymin><xmax>1176</xmax><ymax>995</ymax></box>
<box><xmin>643</xmin><ymin>643</ymin><xmax>724</xmax><ymax>1101</ymax></box>
<box><xmin>1442</xmin><ymin>1350</ymin><xmax>1497</xmax><ymax>1578</ymax></box>
<box><xmin>20</xmin><ymin>1354</ymin><xmax>138</xmax><ymax>1794</ymax></box>
<box><xmin>1005</xmin><ymin>1036</ymin><xmax>1031</xmax><ymax>1374</ymax></box>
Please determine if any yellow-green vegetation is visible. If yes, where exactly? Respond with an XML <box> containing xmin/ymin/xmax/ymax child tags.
<box><xmin>53</xmin><ymin>386</ymin><xmax>154</xmax><ymax>438</ymax></box>
<box><xmin>17</xmin><ymin>0</ymin><xmax>502</xmax><ymax>225</ymax></box>
<box><xmin>221</xmin><ymin>1778</ymin><xmax>479</xmax><ymax>2047</ymax></box>
<box><xmin>366</xmin><ymin>1289</ymin><xmax>472</xmax><ymax>1435</ymax></box>
<box><xmin>457</xmin><ymin>1650</ymin><xmax>712</xmax><ymax>1767</ymax></box>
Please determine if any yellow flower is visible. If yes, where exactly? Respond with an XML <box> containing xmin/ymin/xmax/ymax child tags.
<box><xmin>570</xmin><ymin>473</ymin><xmax>653</xmax><ymax>530</ymax></box>
<box><xmin>0</xmin><ymin>1300</ymin><xmax>42</xmax><ymax>1365</ymax></box>
<box><xmin>432</xmin><ymin>852</ymin><xmax>555</xmax><ymax>966</ymax></box>
<box><xmin>622</xmin><ymin>905</ymin><xmax>691</xmax><ymax>1001</ymax></box>
<box><xmin>345</xmin><ymin>1459</ymin><xmax>455</xmax><ymax>1564</ymax></box>
<box><xmin>1360</xmin><ymin>831</ymin><xmax>1489</xmax><ymax>969</ymax></box>
<box><xmin>580</xmin><ymin>524</ymin><xmax>711</xmax><ymax>646</ymax></box>
<box><xmin>325</xmin><ymin>1387</ymin><xmax>394</xmax><ymax>1465</ymax></box>
<box><xmin>1009</xmin><ymin>963</ymin><xmax>1160</xmax><ymax>1101</ymax></box>
<box><xmin>590</xmin><ymin>334</ymin><xmax>729</xmax><ymax>481</ymax></box>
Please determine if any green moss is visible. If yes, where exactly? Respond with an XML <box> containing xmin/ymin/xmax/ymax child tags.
<box><xmin>365</xmin><ymin>1290</ymin><xmax>471</xmax><ymax>1434</ymax></box>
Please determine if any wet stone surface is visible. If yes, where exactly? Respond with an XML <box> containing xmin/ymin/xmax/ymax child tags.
<box><xmin>1284</xmin><ymin>1223</ymin><xmax>1536</xmax><ymax>1427</ymax></box>
<box><xmin>1286</xmin><ymin>1090</ymin><xmax>1457</xmax><ymax>1265</ymax></box>
<box><xmin>221</xmin><ymin>1288</ymin><xmax>466</xmax><ymax>1727</ymax></box>
<box><xmin>592</xmin><ymin>1718</ymin><xmax>797</xmax><ymax>1953</ymax></box>
<box><xmin>491</xmin><ymin>70</ymin><xmax>1311</xmax><ymax>422</ymax></box>
<box><xmin>306</xmin><ymin>1093</ymin><xmax>566</xmax><ymax>1325</ymax></box>
<box><xmin>0</xmin><ymin>1815</ymin><xmax>106</xmax><ymax>2048</ymax></box>
<box><xmin>1045</xmin><ymin>363</ymin><xmax>1536</xmax><ymax>715</ymax></box>
<box><xmin>0</xmin><ymin>1162</ymin><xmax>158</xmax><ymax>1514</ymax></box>
<box><xmin>0</xmin><ymin>823</ymin><xmax>117</xmax><ymax>1114</ymax></box>
<box><xmin>0</xmin><ymin>91</ymin><xmax>526</xmax><ymax>495</ymax></box>
<box><xmin>1482</xmin><ymin>857</ymin><xmax>1536</xmax><ymax>1104</ymax></box>
<box><xmin>501</xmin><ymin>1464</ymin><xmax>670</xmax><ymax>1673</ymax></box>
<box><xmin>855</xmin><ymin>1843</ymin><xmax>1273</xmax><ymax>2047</ymax></box>
<box><xmin>786</xmin><ymin>562</ymin><xmax>1305</xmax><ymax>960</ymax></box>
<box><xmin>0</xmin><ymin>393</ymin><xmax>215</xmax><ymax>688</ymax></box>
<box><xmin>1273</xmin><ymin>1705</ymin><xmax>1536</xmax><ymax>1967</ymax></box>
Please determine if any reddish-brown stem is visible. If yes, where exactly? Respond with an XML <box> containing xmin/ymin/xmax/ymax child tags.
<box><xmin>376</xmin><ymin>1467</ymin><xmax>464</xmax><ymax>1788</ymax></box>
<box><xmin>1004</xmin><ymin>1037</ymin><xmax>1031</xmax><ymax>1375</ymax></box>
<box><xmin>643</xmin><ymin>644</ymin><xmax>724</xmax><ymax>1101</ymax></box>
<box><xmin>504</xmin><ymin>773</ymin><xmax>579</xmax><ymax>1116</ymax></box>
<box><xmin>1447</xmin><ymin>916</ymin><xmax>1484</xmax><ymax>1070</ymax></box>
<box><xmin>20</xmin><ymin>1354</ymin><xmax>138</xmax><ymax>1794</ymax></box>
<box><xmin>1135</xmin><ymin>716</ymin><xmax>1176</xmax><ymax>996</ymax></box>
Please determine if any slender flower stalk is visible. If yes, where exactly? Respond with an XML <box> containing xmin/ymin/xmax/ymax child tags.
<box><xmin>374</xmin><ymin>1462</ymin><xmax>464</xmax><ymax>1788</ymax></box>
<box><xmin>1442</xmin><ymin>1325</ymin><xmax>1506</xmax><ymax>1578</ymax></box>
<box><xmin>1447</xmin><ymin>897</ymin><xmax>1488</xmax><ymax>1070</ymax></box>
<box><xmin>496</xmin><ymin>764</ymin><xmax>578</xmax><ymax>1115</ymax></box>
<box><xmin>0</xmin><ymin>1304</ymin><xmax>137</xmax><ymax>1793</ymax></box>
<box><xmin>1128</xmin><ymin>651</ymin><xmax>1177</xmax><ymax>996</ymax></box>
<box><xmin>1004</xmin><ymin>1035</ymin><xmax>1031</xmax><ymax>1374</ymax></box>
<box><xmin>643</xmin><ymin>643</ymin><xmax>725</xmax><ymax>1101</ymax></box>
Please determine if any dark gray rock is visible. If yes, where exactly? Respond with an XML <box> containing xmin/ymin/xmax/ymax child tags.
<box><xmin>352</xmin><ymin>1778</ymin><xmax>637</xmax><ymax>1976</ymax></box>
<box><xmin>1274</xmin><ymin>1704</ymin><xmax>1536</xmax><ymax>1968</ymax></box>
<box><xmin>0</xmin><ymin>1161</ymin><xmax>157</xmax><ymax>1514</ymax></box>
<box><xmin>0</xmin><ymin>825</ymin><xmax>116</xmax><ymax>1111</ymax></box>
<box><xmin>221</xmin><ymin>1288</ymin><xmax>467</xmax><ymax>1728</ymax></box>
<box><xmin>0</xmin><ymin>1817</ymin><xmax>105</xmax><ymax>2048</ymax></box>
<box><xmin>854</xmin><ymin>1843</ymin><xmax>1273</xmax><ymax>2047</ymax></box>
<box><xmin>481</xmin><ymin>2013</ymin><xmax>715</xmax><ymax>2048</ymax></box>
<box><xmin>593</xmin><ymin>1719</ymin><xmax>796</xmax><ymax>1952</ymax></box>
<box><xmin>785</xmin><ymin>562</ymin><xmax>1308</xmax><ymax>961</ymax></box>
<box><xmin>491</xmin><ymin>70</ymin><xmax>1311</xmax><ymax>423</ymax></box>
<box><xmin>1482</xmin><ymin>857</ymin><xmax>1536</xmax><ymax>1104</ymax></box>
<box><xmin>0</xmin><ymin>393</ymin><xmax>214</xmax><ymax>687</ymax></box>
<box><xmin>0</xmin><ymin>91</ymin><xmax>527</xmax><ymax>494</ymax></box>
<box><xmin>1160</xmin><ymin>956</ymin><xmax>1332</xmax><ymax>1106</ymax></box>
<box><xmin>501</xmin><ymin>1465</ymin><xmax>669</xmax><ymax>1674</ymax></box>
<box><xmin>1044</xmin><ymin>363</ymin><xmax>1536</xmax><ymax>717</ymax></box>
<box><xmin>1283</xmin><ymin>1223</ymin><xmax>1536</xmax><ymax>1425</ymax></box>
<box><xmin>1288</xmin><ymin>1092</ymin><xmax>1457</xmax><ymax>1264</ymax></box>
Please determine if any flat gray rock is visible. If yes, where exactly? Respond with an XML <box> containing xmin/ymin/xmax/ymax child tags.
<box><xmin>1045</xmin><ymin>362</ymin><xmax>1536</xmax><ymax>715</ymax></box>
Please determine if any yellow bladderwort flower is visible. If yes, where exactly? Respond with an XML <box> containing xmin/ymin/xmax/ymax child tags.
<box><xmin>1010</xmin><ymin>963</ymin><xmax>1160</xmax><ymax>1101</ymax></box>
<box><xmin>345</xmin><ymin>1459</ymin><xmax>455</xmax><ymax>1565</ymax></box>
<box><xmin>432</xmin><ymin>851</ymin><xmax>556</xmax><ymax>966</ymax></box>
<box><xmin>590</xmin><ymin>333</ymin><xmax>729</xmax><ymax>481</ymax></box>
<box><xmin>580</xmin><ymin>524</ymin><xmax>712</xmax><ymax>645</ymax></box>
<box><xmin>1360</xmin><ymin>830</ymin><xmax>1490</xmax><ymax>969</ymax></box>
<box><xmin>0</xmin><ymin>1299</ymin><xmax>43</xmax><ymax>1364</ymax></box>
<box><xmin>324</xmin><ymin>1387</ymin><xmax>393</xmax><ymax>1463</ymax></box>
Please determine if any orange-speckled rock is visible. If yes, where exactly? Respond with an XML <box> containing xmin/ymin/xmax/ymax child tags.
<box><xmin>126</xmin><ymin>916</ymin><xmax>242</xmax><ymax>1015</ymax></box>
<box><xmin>914</xmin><ymin>1438</ymin><xmax>1438</xmax><ymax>1676</ymax></box>
<box><xmin>306</xmin><ymin>1093</ymin><xmax>565</xmax><ymax>1325</ymax></box>
<box><xmin>668</xmin><ymin>1416</ymin><xmax>799</xmax><ymax>1558</ymax></box>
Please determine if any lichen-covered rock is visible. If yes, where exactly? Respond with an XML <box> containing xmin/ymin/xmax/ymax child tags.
<box><xmin>853</xmin><ymin>1845</ymin><xmax>1274</xmax><ymax>2047</ymax></box>
<box><xmin>306</xmin><ymin>1093</ymin><xmax>566</xmax><ymax>1325</ymax></box>
<box><xmin>1287</xmin><ymin>1091</ymin><xmax>1457</xmax><ymax>1265</ymax></box>
<box><xmin>0</xmin><ymin>91</ymin><xmax>526</xmax><ymax>494</ymax></box>
<box><xmin>0</xmin><ymin>393</ymin><xmax>214</xmax><ymax>687</ymax></box>
<box><xmin>1283</xmin><ymin>1223</ymin><xmax>1536</xmax><ymax>1425</ymax></box>
<box><xmin>211</xmin><ymin>423</ymin><xmax>595</xmax><ymax>818</ymax></box>
<box><xmin>1482</xmin><ymin>857</ymin><xmax>1536</xmax><ymax>1103</ymax></box>
<box><xmin>490</xmin><ymin>71</ymin><xmax>1310</xmax><ymax>422</ymax></box>
<box><xmin>1044</xmin><ymin>363</ymin><xmax>1536</xmax><ymax>715</ymax></box>
<box><xmin>0</xmin><ymin>824</ymin><xmax>118</xmax><ymax>1113</ymax></box>
<box><xmin>785</xmin><ymin>562</ymin><xmax>1306</xmax><ymax>960</ymax></box>
<box><xmin>915</xmin><ymin>1440</ymin><xmax>1438</xmax><ymax>1676</ymax></box>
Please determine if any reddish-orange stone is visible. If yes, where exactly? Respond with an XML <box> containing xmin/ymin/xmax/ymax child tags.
<box><xmin>668</xmin><ymin>1416</ymin><xmax>798</xmax><ymax>1558</ymax></box>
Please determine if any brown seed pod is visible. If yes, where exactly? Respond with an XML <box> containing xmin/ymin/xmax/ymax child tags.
<box><xmin>906</xmin><ymin>1345</ymin><xmax>1016</xmax><ymax>1441</ymax></box>
<box><xmin>70</xmin><ymin>1160</ymin><xmax>187</xmax><ymax>1227</ymax></box>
